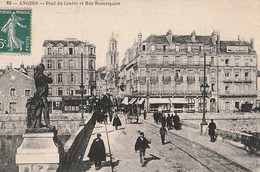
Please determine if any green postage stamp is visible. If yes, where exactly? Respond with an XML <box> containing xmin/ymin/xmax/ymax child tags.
<box><xmin>0</xmin><ymin>9</ymin><xmax>31</xmax><ymax>54</ymax></box>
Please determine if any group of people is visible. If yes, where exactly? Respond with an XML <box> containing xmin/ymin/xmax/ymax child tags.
<box><xmin>153</xmin><ymin>111</ymin><xmax>182</xmax><ymax>130</ymax></box>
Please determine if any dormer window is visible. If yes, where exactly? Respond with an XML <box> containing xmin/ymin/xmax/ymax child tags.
<box><xmin>69</xmin><ymin>48</ymin><xmax>73</xmax><ymax>55</ymax></box>
<box><xmin>176</xmin><ymin>45</ymin><xmax>179</xmax><ymax>52</ymax></box>
<box><xmin>151</xmin><ymin>45</ymin><xmax>155</xmax><ymax>51</ymax></box>
<box><xmin>58</xmin><ymin>48</ymin><xmax>63</xmax><ymax>55</ymax></box>
<box><xmin>142</xmin><ymin>45</ymin><xmax>146</xmax><ymax>51</ymax></box>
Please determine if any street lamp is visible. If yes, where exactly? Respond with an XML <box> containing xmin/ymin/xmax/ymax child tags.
<box><xmin>199</xmin><ymin>52</ymin><xmax>209</xmax><ymax>134</ymax></box>
<box><xmin>79</xmin><ymin>53</ymin><xmax>85</xmax><ymax>126</ymax></box>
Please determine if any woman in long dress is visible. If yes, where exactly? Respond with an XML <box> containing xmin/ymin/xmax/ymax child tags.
<box><xmin>1</xmin><ymin>12</ymin><xmax>26</xmax><ymax>51</ymax></box>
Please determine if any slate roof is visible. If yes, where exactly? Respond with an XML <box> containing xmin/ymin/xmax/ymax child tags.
<box><xmin>143</xmin><ymin>35</ymin><xmax>168</xmax><ymax>44</ymax></box>
<box><xmin>220</xmin><ymin>41</ymin><xmax>255</xmax><ymax>53</ymax></box>
<box><xmin>143</xmin><ymin>34</ymin><xmax>213</xmax><ymax>44</ymax></box>
<box><xmin>43</xmin><ymin>40</ymin><xmax>86</xmax><ymax>47</ymax></box>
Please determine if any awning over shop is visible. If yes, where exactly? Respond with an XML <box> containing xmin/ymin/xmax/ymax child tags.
<box><xmin>169</xmin><ymin>98</ymin><xmax>187</xmax><ymax>104</ymax></box>
<box><xmin>121</xmin><ymin>97</ymin><xmax>128</xmax><ymax>105</ymax></box>
<box><xmin>129</xmin><ymin>98</ymin><xmax>137</xmax><ymax>104</ymax></box>
<box><xmin>138</xmin><ymin>98</ymin><xmax>145</xmax><ymax>105</ymax></box>
<box><xmin>149</xmin><ymin>98</ymin><xmax>170</xmax><ymax>104</ymax></box>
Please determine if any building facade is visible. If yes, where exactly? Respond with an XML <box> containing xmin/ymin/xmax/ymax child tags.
<box><xmin>0</xmin><ymin>69</ymin><xmax>36</xmax><ymax>114</ymax></box>
<box><xmin>96</xmin><ymin>33</ymin><xmax>119</xmax><ymax>99</ymax></box>
<box><xmin>41</xmin><ymin>38</ymin><xmax>96</xmax><ymax>113</ymax></box>
<box><xmin>119</xmin><ymin>30</ymin><xmax>257</xmax><ymax>113</ymax></box>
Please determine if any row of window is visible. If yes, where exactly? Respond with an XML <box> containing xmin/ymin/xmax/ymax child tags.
<box><xmin>224</xmin><ymin>71</ymin><xmax>250</xmax><ymax>79</ymax></box>
<box><xmin>0</xmin><ymin>88</ymin><xmax>31</xmax><ymax>97</ymax></box>
<box><xmin>46</xmin><ymin>47</ymin><xmax>95</xmax><ymax>56</ymax></box>
<box><xmin>47</xmin><ymin>73</ymin><xmax>95</xmax><ymax>84</ymax></box>
<box><xmin>143</xmin><ymin>45</ymin><xmax>207</xmax><ymax>52</ymax></box>
<box><xmin>0</xmin><ymin>102</ymin><xmax>17</xmax><ymax>113</ymax></box>
<box><xmin>224</xmin><ymin>57</ymin><xmax>253</xmax><ymax>66</ymax></box>
<box><xmin>48</xmin><ymin>87</ymin><xmax>89</xmax><ymax>96</ymax></box>
<box><xmin>46</xmin><ymin>59</ymin><xmax>95</xmax><ymax>69</ymax></box>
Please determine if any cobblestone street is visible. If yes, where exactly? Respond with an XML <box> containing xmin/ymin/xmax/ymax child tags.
<box><xmin>82</xmin><ymin>113</ymin><xmax>258</xmax><ymax>172</ymax></box>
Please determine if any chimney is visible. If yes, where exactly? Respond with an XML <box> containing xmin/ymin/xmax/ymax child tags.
<box><xmin>10</xmin><ymin>63</ymin><xmax>12</xmax><ymax>69</ymax></box>
<box><xmin>217</xmin><ymin>31</ymin><xmax>220</xmax><ymax>53</ymax></box>
<box><xmin>138</xmin><ymin>32</ymin><xmax>142</xmax><ymax>42</ymax></box>
<box><xmin>250</xmin><ymin>38</ymin><xmax>254</xmax><ymax>49</ymax></box>
<box><xmin>166</xmin><ymin>29</ymin><xmax>173</xmax><ymax>43</ymax></box>
<box><xmin>238</xmin><ymin>35</ymin><xmax>241</xmax><ymax>42</ymax></box>
<box><xmin>191</xmin><ymin>31</ymin><xmax>196</xmax><ymax>42</ymax></box>
<box><xmin>211</xmin><ymin>30</ymin><xmax>217</xmax><ymax>44</ymax></box>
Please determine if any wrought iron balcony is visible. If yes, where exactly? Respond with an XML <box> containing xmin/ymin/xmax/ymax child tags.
<box><xmin>199</xmin><ymin>76</ymin><xmax>207</xmax><ymax>84</ymax></box>
<box><xmin>136</xmin><ymin>60</ymin><xmax>211</xmax><ymax>68</ymax></box>
<box><xmin>162</xmin><ymin>76</ymin><xmax>171</xmax><ymax>84</ymax></box>
<box><xmin>187</xmin><ymin>76</ymin><xmax>195</xmax><ymax>84</ymax></box>
<box><xmin>150</xmin><ymin>76</ymin><xmax>159</xmax><ymax>84</ymax></box>
<box><xmin>175</xmin><ymin>76</ymin><xmax>183</xmax><ymax>84</ymax></box>
<box><xmin>138</xmin><ymin>76</ymin><xmax>146</xmax><ymax>85</ymax></box>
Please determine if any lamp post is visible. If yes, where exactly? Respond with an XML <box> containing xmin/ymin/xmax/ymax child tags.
<box><xmin>199</xmin><ymin>53</ymin><xmax>209</xmax><ymax>134</ymax></box>
<box><xmin>146</xmin><ymin>68</ymin><xmax>150</xmax><ymax>112</ymax></box>
<box><xmin>79</xmin><ymin>53</ymin><xmax>85</xmax><ymax>126</ymax></box>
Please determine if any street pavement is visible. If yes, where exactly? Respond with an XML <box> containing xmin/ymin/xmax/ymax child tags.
<box><xmin>81</xmin><ymin>113</ymin><xmax>259</xmax><ymax>172</ymax></box>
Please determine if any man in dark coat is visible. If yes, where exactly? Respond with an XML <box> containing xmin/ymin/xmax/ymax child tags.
<box><xmin>166</xmin><ymin>114</ymin><xmax>173</xmax><ymax>130</ymax></box>
<box><xmin>208</xmin><ymin>119</ymin><xmax>217</xmax><ymax>142</ymax></box>
<box><xmin>88</xmin><ymin>133</ymin><xmax>106</xmax><ymax>170</ymax></box>
<box><xmin>135</xmin><ymin>132</ymin><xmax>151</xmax><ymax>167</ymax></box>
<box><xmin>143</xmin><ymin>110</ymin><xmax>147</xmax><ymax>120</ymax></box>
<box><xmin>160</xmin><ymin>125</ymin><xmax>167</xmax><ymax>145</ymax></box>
<box><xmin>173</xmin><ymin>112</ymin><xmax>182</xmax><ymax>130</ymax></box>
<box><xmin>112</xmin><ymin>114</ymin><xmax>122</xmax><ymax>130</ymax></box>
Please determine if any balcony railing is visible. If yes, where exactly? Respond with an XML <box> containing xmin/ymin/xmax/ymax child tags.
<box><xmin>138</xmin><ymin>76</ymin><xmax>146</xmax><ymax>85</ymax></box>
<box><xmin>199</xmin><ymin>76</ymin><xmax>207</xmax><ymax>83</ymax></box>
<box><xmin>150</xmin><ymin>76</ymin><xmax>159</xmax><ymax>84</ymax></box>
<box><xmin>175</xmin><ymin>76</ymin><xmax>183</xmax><ymax>84</ymax></box>
<box><xmin>137</xmin><ymin>60</ymin><xmax>211</xmax><ymax>68</ymax></box>
<box><xmin>162</xmin><ymin>76</ymin><xmax>171</xmax><ymax>84</ymax></box>
<box><xmin>187</xmin><ymin>76</ymin><xmax>195</xmax><ymax>84</ymax></box>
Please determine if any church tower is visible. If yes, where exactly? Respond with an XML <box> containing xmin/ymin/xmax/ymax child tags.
<box><xmin>106</xmin><ymin>32</ymin><xmax>119</xmax><ymax>70</ymax></box>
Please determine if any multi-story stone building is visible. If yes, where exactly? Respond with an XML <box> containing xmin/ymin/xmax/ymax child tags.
<box><xmin>120</xmin><ymin>30</ymin><xmax>257</xmax><ymax>113</ymax></box>
<box><xmin>41</xmin><ymin>38</ymin><xmax>96</xmax><ymax>113</ymax></box>
<box><xmin>218</xmin><ymin>38</ymin><xmax>257</xmax><ymax>112</ymax></box>
<box><xmin>0</xmin><ymin>69</ymin><xmax>36</xmax><ymax>114</ymax></box>
<box><xmin>96</xmin><ymin>33</ymin><xmax>119</xmax><ymax>99</ymax></box>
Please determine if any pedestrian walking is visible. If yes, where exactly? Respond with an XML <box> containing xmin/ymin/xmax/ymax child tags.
<box><xmin>87</xmin><ymin>133</ymin><xmax>106</xmax><ymax>170</ymax></box>
<box><xmin>159</xmin><ymin>125</ymin><xmax>167</xmax><ymax>145</ymax></box>
<box><xmin>208</xmin><ymin>119</ymin><xmax>217</xmax><ymax>142</ymax></box>
<box><xmin>134</xmin><ymin>132</ymin><xmax>151</xmax><ymax>167</ymax></box>
<box><xmin>104</xmin><ymin>113</ymin><xmax>108</xmax><ymax>124</ymax></box>
<box><xmin>109</xmin><ymin>112</ymin><xmax>113</xmax><ymax>122</ymax></box>
<box><xmin>143</xmin><ymin>109</ymin><xmax>147</xmax><ymax>120</ymax></box>
<box><xmin>160</xmin><ymin>113</ymin><xmax>166</xmax><ymax>127</ymax></box>
<box><xmin>112</xmin><ymin>114</ymin><xmax>122</xmax><ymax>130</ymax></box>
<box><xmin>173</xmin><ymin>112</ymin><xmax>182</xmax><ymax>130</ymax></box>
<box><xmin>166</xmin><ymin>114</ymin><xmax>173</xmax><ymax>130</ymax></box>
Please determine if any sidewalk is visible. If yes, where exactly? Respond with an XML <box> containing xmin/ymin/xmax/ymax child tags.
<box><xmin>142</xmin><ymin>115</ymin><xmax>260</xmax><ymax>172</ymax></box>
<box><xmin>83</xmin><ymin>121</ymin><xmax>115</xmax><ymax>172</ymax></box>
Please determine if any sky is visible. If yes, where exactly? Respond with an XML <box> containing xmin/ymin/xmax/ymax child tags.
<box><xmin>0</xmin><ymin>0</ymin><xmax>259</xmax><ymax>69</ymax></box>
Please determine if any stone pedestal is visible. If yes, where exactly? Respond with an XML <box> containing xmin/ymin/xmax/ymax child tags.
<box><xmin>16</xmin><ymin>128</ymin><xmax>61</xmax><ymax>172</ymax></box>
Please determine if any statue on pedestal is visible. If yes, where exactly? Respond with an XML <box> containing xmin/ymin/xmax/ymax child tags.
<box><xmin>26</xmin><ymin>63</ymin><xmax>53</xmax><ymax>129</ymax></box>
